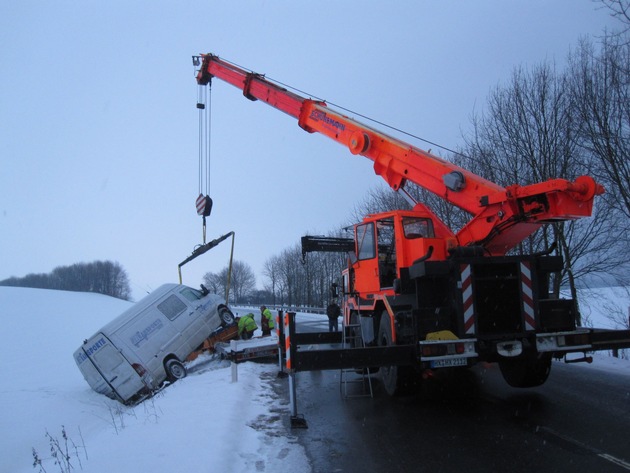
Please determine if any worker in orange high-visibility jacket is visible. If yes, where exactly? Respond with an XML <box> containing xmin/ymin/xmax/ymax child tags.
<box><xmin>260</xmin><ymin>306</ymin><xmax>275</xmax><ymax>336</ymax></box>
<box><xmin>237</xmin><ymin>313</ymin><xmax>258</xmax><ymax>340</ymax></box>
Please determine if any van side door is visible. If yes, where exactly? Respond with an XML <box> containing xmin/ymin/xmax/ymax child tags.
<box><xmin>156</xmin><ymin>292</ymin><xmax>208</xmax><ymax>353</ymax></box>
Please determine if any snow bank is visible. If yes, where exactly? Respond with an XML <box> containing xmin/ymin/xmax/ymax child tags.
<box><xmin>0</xmin><ymin>287</ymin><xmax>309</xmax><ymax>473</ymax></box>
<box><xmin>1</xmin><ymin>284</ymin><xmax>628</xmax><ymax>472</ymax></box>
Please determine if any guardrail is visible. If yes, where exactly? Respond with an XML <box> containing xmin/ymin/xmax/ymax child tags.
<box><xmin>232</xmin><ymin>305</ymin><xmax>327</xmax><ymax>315</ymax></box>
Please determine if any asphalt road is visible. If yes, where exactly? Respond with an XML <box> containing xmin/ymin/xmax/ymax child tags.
<box><xmin>276</xmin><ymin>318</ymin><xmax>630</xmax><ymax>473</ymax></box>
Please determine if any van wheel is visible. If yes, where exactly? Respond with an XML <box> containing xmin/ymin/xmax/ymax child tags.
<box><xmin>165</xmin><ymin>359</ymin><xmax>187</xmax><ymax>382</ymax></box>
<box><xmin>219</xmin><ymin>307</ymin><xmax>235</xmax><ymax>326</ymax></box>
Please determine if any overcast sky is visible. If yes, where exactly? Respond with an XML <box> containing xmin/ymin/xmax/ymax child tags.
<box><xmin>0</xmin><ymin>1</ymin><xmax>619</xmax><ymax>301</ymax></box>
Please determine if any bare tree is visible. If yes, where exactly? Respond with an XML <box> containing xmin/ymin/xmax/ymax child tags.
<box><xmin>229</xmin><ymin>260</ymin><xmax>256</xmax><ymax>303</ymax></box>
<box><xmin>203</xmin><ymin>260</ymin><xmax>256</xmax><ymax>303</ymax></box>
<box><xmin>262</xmin><ymin>255</ymin><xmax>283</xmax><ymax>306</ymax></box>
<box><xmin>599</xmin><ymin>0</ymin><xmax>630</xmax><ymax>38</ymax></box>
<box><xmin>278</xmin><ymin>245</ymin><xmax>304</xmax><ymax>307</ymax></box>
<box><xmin>460</xmin><ymin>61</ymin><xmax>620</xmax><ymax>315</ymax></box>
<box><xmin>569</xmin><ymin>36</ymin><xmax>630</xmax><ymax>219</ymax></box>
<box><xmin>258</xmin><ymin>5</ymin><xmax>630</xmax><ymax>307</ymax></box>
<box><xmin>202</xmin><ymin>271</ymin><xmax>223</xmax><ymax>295</ymax></box>
<box><xmin>347</xmin><ymin>184</ymin><xmax>411</xmax><ymax>224</ymax></box>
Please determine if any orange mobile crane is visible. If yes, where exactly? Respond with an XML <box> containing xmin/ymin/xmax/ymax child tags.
<box><xmin>194</xmin><ymin>54</ymin><xmax>630</xmax><ymax>396</ymax></box>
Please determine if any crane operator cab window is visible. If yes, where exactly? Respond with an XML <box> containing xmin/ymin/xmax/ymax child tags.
<box><xmin>401</xmin><ymin>216</ymin><xmax>437</xmax><ymax>265</ymax></box>
<box><xmin>402</xmin><ymin>217</ymin><xmax>434</xmax><ymax>239</ymax></box>
<box><xmin>356</xmin><ymin>223</ymin><xmax>376</xmax><ymax>260</ymax></box>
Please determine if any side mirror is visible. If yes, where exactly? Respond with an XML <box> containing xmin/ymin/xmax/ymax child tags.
<box><xmin>348</xmin><ymin>251</ymin><xmax>358</xmax><ymax>265</ymax></box>
<box><xmin>330</xmin><ymin>283</ymin><xmax>339</xmax><ymax>299</ymax></box>
<box><xmin>393</xmin><ymin>278</ymin><xmax>402</xmax><ymax>294</ymax></box>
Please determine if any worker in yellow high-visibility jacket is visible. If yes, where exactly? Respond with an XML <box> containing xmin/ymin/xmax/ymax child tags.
<box><xmin>237</xmin><ymin>313</ymin><xmax>258</xmax><ymax>340</ymax></box>
<box><xmin>260</xmin><ymin>306</ymin><xmax>275</xmax><ymax>336</ymax></box>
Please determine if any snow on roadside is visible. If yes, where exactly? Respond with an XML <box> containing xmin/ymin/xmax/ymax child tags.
<box><xmin>0</xmin><ymin>287</ymin><xmax>309</xmax><ymax>473</ymax></box>
<box><xmin>1</xmin><ymin>284</ymin><xmax>628</xmax><ymax>472</ymax></box>
<box><xmin>578</xmin><ymin>285</ymin><xmax>630</xmax><ymax>330</ymax></box>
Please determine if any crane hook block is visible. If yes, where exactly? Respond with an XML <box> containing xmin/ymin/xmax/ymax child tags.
<box><xmin>196</xmin><ymin>193</ymin><xmax>213</xmax><ymax>217</ymax></box>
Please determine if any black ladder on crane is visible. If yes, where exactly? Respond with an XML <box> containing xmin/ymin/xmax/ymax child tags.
<box><xmin>340</xmin><ymin>319</ymin><xmax>373</xmax><ymax>398</ymax></box>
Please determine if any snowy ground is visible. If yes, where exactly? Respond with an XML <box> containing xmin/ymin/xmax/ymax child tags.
<box><xmin>0</xmin><ymin>287</ymin><xmax>309</xmax><ymax>473</ymax></box>
<box><xmin>0</xmin><ymin>285</ymin><xmax>628</xmax><ymax>473</ymax></box>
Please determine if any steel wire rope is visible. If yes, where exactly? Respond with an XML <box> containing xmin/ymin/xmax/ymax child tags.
<box><xmin>197</xmin><ymin>82</ymin><xmax>215</xmax><ymax>243</ymax></box>
<box><xmin>217</xmin><ymin>56</ymin><xmax>476</xmax><ymax>165</ymax></box>
<box><xmin>197</xmin><ymin>84</ymin><xmax>205</xmax><ymax>196</ymax></box>
<box><xmin>205</xmin><ymin>83</ymin><xmax>212</xmax><ymax>197</ymax></box>
<box><xmin>196</xmin><ymin>83</ymin><xmax>213</xmax><ymax>197</ymax></box>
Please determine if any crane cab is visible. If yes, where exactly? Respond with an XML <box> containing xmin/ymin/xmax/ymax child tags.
<box><xmin>349</xmin><ymin>209</ymin><xmax>453</xmax><ymax>295</ymax></box>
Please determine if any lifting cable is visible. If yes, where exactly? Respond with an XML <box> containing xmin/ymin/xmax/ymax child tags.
<box><xmin>214</xmin><ymin>56</ymin><xmax>488</xmax><ymax>170</ymax></box>
<box><xmin>196</xmin><ymin>81</ymin><xmax>213</xmax><ymax>244</ymax></box>
<box><xmin>184</xmin><ymin>58</ymin><xmax>236</xmax><ymax>297</ymax></box>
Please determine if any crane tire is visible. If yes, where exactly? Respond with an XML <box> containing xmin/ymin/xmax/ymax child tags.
<box><xmin>378</xmin><ymin>311</ymin><xmax>414</xmax><ymax>396</ymax></box>
<box><xmin>499</xmin><ymin>353</ymin><xmax>552</xmax><ymax>388</ymax></box>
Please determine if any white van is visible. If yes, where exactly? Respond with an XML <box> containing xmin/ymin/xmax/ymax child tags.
<box><xmin>74</xmin><ymin>283</ymin><xmax>235</xmax><ymax>404</ymax></box>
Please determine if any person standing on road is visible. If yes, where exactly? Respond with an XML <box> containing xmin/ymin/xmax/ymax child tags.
<box><xmin>326</xmin><ymin>301</ymin><xmax>341</xmax><ymax>332</ymax></box>
<box><xmin>237</xmin><ymin>313</ymin><xmax>258</xmax><ymax>340</ymax></box>
<box><xmin>260</xmin><ymin>305</ymin><xmax>275</xmax><ymax>336</ymax></box>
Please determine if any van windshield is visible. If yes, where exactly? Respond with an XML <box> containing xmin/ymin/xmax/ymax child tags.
<box><xmin>180</xmin><ymin>287</ymin><xmax>203</xmax><ymax>302</ymax></box>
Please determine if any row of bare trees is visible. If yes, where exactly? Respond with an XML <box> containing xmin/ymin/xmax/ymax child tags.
<box><xmin>0</xmin><ymin>260</ymin><xmax>132</xmax><ymax>300</ymax></box>
<box><xmin>204</xmin><ymin>5</ymin><xmax>629</xmax><ymax>311</ymax></box>
<box><xmin>262</xmin><ymin>242</ymin><xmax>347</xmax><ymax>308</ymax></box>
<box><xmin>202</xmin><ymin>260</ymin><xmax>257</xmax><ymax>303</ymax></box>
<box><xmin>202</xmin><ymin>247</ymin><xmax>346</xmax><ymax>308</ymax></box>
<box><xmin>460</xmin><ymin>33</ymin><xmax>630</xmax><ymax>303</ymax></box>
<box><xmin>259</xmin><ymin>12</ymin><xmax>628</xmax><ymax>308</ymax></box>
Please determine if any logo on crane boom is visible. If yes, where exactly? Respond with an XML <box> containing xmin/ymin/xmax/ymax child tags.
<box><xmin>309</xmin><ymin>109</ymin><xmax>346</xmax><ymax>132</ymax></box>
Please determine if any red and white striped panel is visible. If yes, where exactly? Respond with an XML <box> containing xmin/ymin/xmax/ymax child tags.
<box><xmin>461</xmin><ymin>264</ymin><xmax>476</xmax><ymax>335</ymax></box>
<box><xmin>284</xmin><ymin>312</ymin><xmax>292</xmax><ymax>370</ymax></box>
<box><xmin>196</xmin><ymin>194</ymin><xmax>206</xmax><ymax>215</ymax></box>
<box><xmin>520</xmin><ymin>262</ymin><xmax>536</xmax><ymax>331</ymax></box>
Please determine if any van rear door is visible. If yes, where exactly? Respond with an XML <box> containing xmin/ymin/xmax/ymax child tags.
<box><xmin>75</xmin><ymin>334</ymin><xmax>144</xmax><ymax>403</ymax></box>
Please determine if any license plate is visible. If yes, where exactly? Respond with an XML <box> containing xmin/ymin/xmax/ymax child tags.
<box><xmin>430</xmin><ymin>357</ymin><xmax>468</xmax><ymax>368</ymax></box>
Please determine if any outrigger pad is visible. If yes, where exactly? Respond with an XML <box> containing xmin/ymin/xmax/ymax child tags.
<box><xmin>290</xmin><ymin>414</ymin><xmax>308</xmax><ymax>429</ymax></box>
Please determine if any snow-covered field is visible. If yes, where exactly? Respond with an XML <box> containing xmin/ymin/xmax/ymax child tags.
<box><xmin>0</xmin><ymin>287</ymin><xmax>310</xmax><ymax>473</ymax></box>
<box><xmin>0</xmin><ymin>285</ymin><xmax>628</xmax><ymax>473</ymax></box>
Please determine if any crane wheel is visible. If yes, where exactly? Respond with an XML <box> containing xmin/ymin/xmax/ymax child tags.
<box><xmin>498</xmin><ymin>353</ymin><xmax>552</xmax><ymax>388</ymax></box>
<box><xmin>378</xmin><ymin>311</ymin><xmax>414</xmax><ymax>396</ymax></box>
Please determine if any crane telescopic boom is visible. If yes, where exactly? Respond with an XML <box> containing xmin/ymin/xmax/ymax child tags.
<box><xmin>192</xmin><ymin>53</ymin><xmax>630</xmax><ymax>400</ymax></box>
<box><xmin>195</xmin><ymin>53</ymin><xmax>602</xmax><ymax>255</ymax></box>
